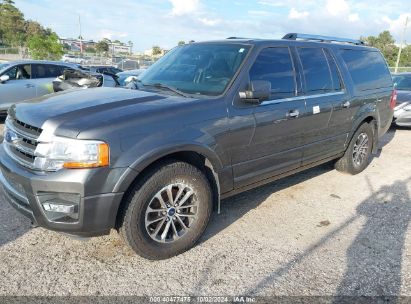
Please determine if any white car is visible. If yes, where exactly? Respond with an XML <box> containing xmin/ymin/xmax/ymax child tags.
<box><xmin>62</xmin><ymin>54</ymin><xmax>85</xmax><ymax>65</ymax></box>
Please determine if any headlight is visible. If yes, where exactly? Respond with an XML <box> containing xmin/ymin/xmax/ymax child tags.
<box><xmin>33</xmin><ymin>136</ymin><xmax>109</xmax><ymax>171</ymax></box>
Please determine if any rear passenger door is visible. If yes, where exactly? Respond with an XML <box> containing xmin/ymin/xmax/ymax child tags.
<box><xmin>231</xmin><ymin>46</ymin><xmax>306</xmax><ymax>188</ymax></box>
<box><xmin>296</xmin><ymin>47</ymin><xmax>350</xmax><ymax>165</ymax></box>
<box><xmin>31</xmin><ymin>64</ymin><xmax>63</xmax><ymax>97</ymax></box>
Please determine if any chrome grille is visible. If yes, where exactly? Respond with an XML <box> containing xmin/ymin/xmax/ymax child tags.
<box><xmin>4</xmin><ymin>116</ymin><xmax>42</xmax><ymax>169</ymax></box>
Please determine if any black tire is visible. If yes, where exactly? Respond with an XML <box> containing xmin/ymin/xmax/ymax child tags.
<box><xmin>118</xmin><ymin>160</ymin><xmax>212</xmax><ymax>260</ymax></box>
<box><xmin>335</xmin><ymin>122</ymin><xmax>374</xmax><ymax>175</ymax></box>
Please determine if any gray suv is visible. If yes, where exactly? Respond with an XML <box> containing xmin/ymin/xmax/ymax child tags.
<box><xmin>0</xmin><ymin>60</ymin><xmax>82</xmax><ymax>113</ymax></box>
<box><xmin>0</xmin><ymin>34</ymin><xmax>394</xmax><ymax>259</ymax></box>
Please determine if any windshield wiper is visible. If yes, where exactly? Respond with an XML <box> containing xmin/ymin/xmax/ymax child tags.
<box><xmin>143</xmin><ymin>82</ymin><xmax>190</xmax><ymax>98</ymax></box>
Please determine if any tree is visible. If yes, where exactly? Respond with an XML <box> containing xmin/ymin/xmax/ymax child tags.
<box><xmin>362</xmin><ymin>31</ymin><xmax>399</xmax><ymax>66</ymax></box>
<box><xmin>95</xmin><ymin>40</ymin><xmax>109</xmax><ymax>53</ymax></box>
<box><xmin>178</xmin><ymin>40</ymin><xmax>185</xmax><ymax>46</ymax></box>
<box><xmin>152</xmin><ymin>45</ymin><xmax>162</xmax><ymax>56</ymax></box>
<box><xmin>84</xmin><ymin>47</ymin><xmax>96</xmax><ymax>53</ymax></box>
<box><xmin>400</xmin><ymin>45</ymin><xmax>411</xmax><ymax>66</ymax></box>
<box><xmin>62</xmin><ymin>42</ymin><xmax>71</xmax><ymax>51</ymax></box>
<box><xmin>0</xmin><ymin>0</ymin><xmax>26</xmax><ymax>46</ymax></box>
<box><xmin>27</xmin><ymin>32</ymin><xmax>63</xmax><ymax>60</ymax></box>
<box><xmin>25</xmin><ymin>20</ymin><xmax>46</xmax><ymax>37</ymax></box>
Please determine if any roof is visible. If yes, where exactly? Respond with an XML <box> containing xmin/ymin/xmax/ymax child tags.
<box><xmin>4</xmin><ymin>60</ymin><xmax>78</xmax><ymax>66</ymax></box>
<box><xmin>192</xmin><ymin>35</ymin><xmax>373</xmax><ymax>51</ymax></box>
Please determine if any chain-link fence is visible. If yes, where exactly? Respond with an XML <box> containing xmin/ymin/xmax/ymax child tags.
<box><xmin>389</xmin><ymin>67</ymin><xmax>411</xmax><ymax>73</ymax></box>
<box><xmin>0</xmin><ymin>48</ymin><xmax>158</xmax><ymax>70</ymax></box>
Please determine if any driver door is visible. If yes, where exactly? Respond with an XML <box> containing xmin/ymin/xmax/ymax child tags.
<box><xmin>229</xmin><ymin>46</ymin><xmax>306</xmax><ymax>189</ymax></box>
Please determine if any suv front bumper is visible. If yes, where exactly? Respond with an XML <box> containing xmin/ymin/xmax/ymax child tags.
<box><xmin>0</xmin><ymin>145</ymin><xmax>125</xmax><ymax>237</ymax></box>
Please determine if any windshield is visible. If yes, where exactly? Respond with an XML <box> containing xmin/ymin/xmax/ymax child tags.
<box><xmin>139</xmin><ymin>43</ymin><xmax>251</xmax><ymax>96</ymax></box>
<box><xmin>393</xmin><ymin>75</ymin><xmax>411</xmax><ymax>91</ymax></box>
<box><xmin>0</xmin><ymin>63</ymin><xmax>11</xmax><ymax>73</ymax></box>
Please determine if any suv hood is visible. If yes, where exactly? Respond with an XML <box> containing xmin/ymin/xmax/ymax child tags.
<box><xmin>9</xmin><ymin>87</ymin><xmax>193</xmax><ymax>138</ymax></box>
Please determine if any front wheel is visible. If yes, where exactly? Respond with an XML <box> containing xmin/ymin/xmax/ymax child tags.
<box><xmin>335</xmin><ymin>122</ymin><xmax>374</xmax><ymax>175</ymax></box>
<box><xmin>118</xmin><ymin>161</ymin><xmax>212</xmax><ymax>260</ymax></box>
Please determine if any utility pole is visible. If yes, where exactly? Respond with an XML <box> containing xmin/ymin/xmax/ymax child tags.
<box><xmin>78</xmin><ymin>15</ymin><xmax>83</xmax><ymax>54</ymax></box>
<box><xmin>395</xmin><ymin>16</ymin><xmax>409</xmax><ymax>73</ymax></box>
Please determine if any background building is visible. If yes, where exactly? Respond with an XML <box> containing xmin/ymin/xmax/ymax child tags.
<box><xmin>59</xmin><ymin>38</ymin><xmax>132</xmax><ymax>55</ymax></box>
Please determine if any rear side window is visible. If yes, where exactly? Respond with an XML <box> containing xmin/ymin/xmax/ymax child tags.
<box><xmin>249</xmin><ymin>47</ymin><xmax>295</xmax><ymax>99</ymax></box>
<box><xmin>324</xmin><ymin>49</ymin><xmax>343</xmax><ymax>91</ymax></box>
<box><xmin>340</xmin><ymin>49</ymin><xmax>392</xmax><ymax>91</ymax></box>
<box><xmin>33</xmin><ymin>64</ymin><xmax>64</xmax><ymax>78</ymax></box>
<box><xmin>297</xmin><ymin>47</ymin><xmax>333</xmax><ymax>94</ymax></box>
<box><xmin>47</xmin><ymin>65</ymin><xmax>64</xmax><ymax>77</ymax></box>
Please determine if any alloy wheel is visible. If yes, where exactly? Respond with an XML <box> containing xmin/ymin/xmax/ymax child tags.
<box><xmin>145</xmin><ymin>183</ymin><xmax>198</xmax><ymax>243</ymax></box>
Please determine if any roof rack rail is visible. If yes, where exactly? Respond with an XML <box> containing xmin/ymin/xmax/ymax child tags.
<box><xmin>282</xmin><ymin>33</ymin><xmax>365</xmax><ymax>45</ymax></box>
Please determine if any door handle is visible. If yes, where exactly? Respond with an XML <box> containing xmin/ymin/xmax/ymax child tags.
<box><xmin>286</xmin><ymin>109</ymin><xmax>299</xmax><ymax>118</ymax></box>
<box><xmin>25</xmin><ymin>84</ymin><xmax>35</xmax><ymax>88</ymax></box>
<box><xmin>342</xmin><ymin>101</ymin><xmax>350</xmax><ymax>108</ymax></box>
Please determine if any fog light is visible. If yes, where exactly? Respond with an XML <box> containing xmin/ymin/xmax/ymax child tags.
<box><xmin>42</xmin><ymin>202</ymin><xmax>76</xmax><ymax>214</ymax></box>
<box><xmin>38</xmin><ymin>192</ymin><xmax>80</xmax><ymax>223</ymax></box>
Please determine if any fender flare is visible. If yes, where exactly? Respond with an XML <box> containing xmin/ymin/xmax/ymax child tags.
<box><xmin>348</xmin><ymin>110</ymin><xmax>379</xmax><ymax>154</ymax></box>
<box><xmin>113</xmin><ymin>142</ymin><xmax>224</xmax><ymax>194</ymax></box>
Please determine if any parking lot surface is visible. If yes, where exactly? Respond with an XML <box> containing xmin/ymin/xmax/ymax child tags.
<box><xmin>0</xmin><ymin>126</ymin><xmax>410</xmax><ymax>297</ymax></box>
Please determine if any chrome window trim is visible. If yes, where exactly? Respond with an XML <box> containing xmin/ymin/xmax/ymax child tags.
<box><xmin>261</xmin><ymin>90</ymin><xmax>346</xmax><ymax>106</ymax></box>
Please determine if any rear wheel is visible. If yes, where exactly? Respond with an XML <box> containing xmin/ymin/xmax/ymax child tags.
<box><xmin>118</xmin><ymin>161</ymin><xmax>212</xmax><ymax>260</ymax></box>
<box><xmin>335</xmin><ymin>122</ymin><xmax>374</xmax><ymax>175</ymax></box>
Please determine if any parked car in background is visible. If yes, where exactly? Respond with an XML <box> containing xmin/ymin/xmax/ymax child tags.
<box><xmin>62</xmin><ymin>54</ymin><xmax>85</xmax><ymax>65</ymax></box>
<box><xmin>87</xmin><ymin>65</ymin><xmax>123</xmax><ymax>75</ymax></box>
<box><xmin>0</xmin><ymin>34</ymin><xmax>394</xmax><ymax>260</ymax></box>
<box><xmin>53</xmin><ymin>68</ymin><xmax>119</xmax><ymax>92</ymax></box>
<box><xmin>0</xmin><ymin>60</ymin><xmax>83</xmax><ymax>113</ymax></box>
<box><xmin>392</xmin><ymin>73</ymin><xmax>411</xmax><ymax>127</ymax></box>
<box><xmin>116</xmin><ymin>59</ymin><xmax>140</xmax><ymax>70</ymax></box>
<box><xmin>116</xmin><ymin>68</ymin><xmax>146</xmax><ymax>87</ymax></box>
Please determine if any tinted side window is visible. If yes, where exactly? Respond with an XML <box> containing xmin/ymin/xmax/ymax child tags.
<box><xmin>33</xmin><ymin>64</ymin><xmax>65</xmax><ymax>78</ymax></box>
<box><xmin>47</xmin><ymin>65</ymin><xmax>64</xmax><ymax>77</ymax></box>
<box><xmin>324</xmin><ymin>49</ymin><xmax>343</xmax><ymax>91</ymax></box>
<box><xmin>340</xmin><ymin>49</ymin><xmax>392</xmax><ymax>91</ymax></box>
<box><xmin>32</xmin><ymin>64</ymin><xmax>47</xmax><ymax>78</ymax></box>
<box><xmin>249</xmin><ymin>47</ymin><xmax>295</xmax><ymax>100</ymax></box>
<box><xmin>298</xmin><ymin>47</ymin><xmax>333</xmax><ymax>94</ymax></box>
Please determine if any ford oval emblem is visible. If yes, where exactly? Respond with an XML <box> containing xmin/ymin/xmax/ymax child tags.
<box><xmin>4</xmin><ymin>129</ymin><xmax>20</xmax><ymax>144</ymax></box>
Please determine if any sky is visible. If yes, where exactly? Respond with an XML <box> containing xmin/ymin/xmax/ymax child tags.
<box><xmin>14</xmin><ymin>0</ymin><xmax>411</xmax><ymax>53</ymax></box>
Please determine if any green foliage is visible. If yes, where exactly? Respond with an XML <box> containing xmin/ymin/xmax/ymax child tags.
<box><xmin>362</xmin><ymin>30</ymin><xmax>411</xmax><ymax>67</ymax></box>
<box><xmin>178</xmin><ymin>40</ymin><xmax>185</xmax><ymax>46</ymax></box>
<box><xmin>95</xmin><ymin>40</ymin><xmax>109</xmax><ymax>53</ymax></box>
<box><xmin>84</xmin><ymin>47</ymin><xmax>96</xmax><ymax>53</ymax></box>
<box><xmin>0</xmin><ymin>0</ymin><xmax>26</xmax><ymax>46</ymax></box>
<box><xmin>152</xmin><ymin>45</ymin><xmax>162</xmax><ymax>56</ymax></box>
<box><xmin>27</xmin><ymin>33</ymin><xmax>63</xmax><ymax>60</ymax></box>
<box><xmin>0</xmin><ymin>0</ymin><xmax>64</xmax><ymax>60</ymax></box>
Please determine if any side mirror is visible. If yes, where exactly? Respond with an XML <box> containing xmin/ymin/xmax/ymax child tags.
<box><xmin>239</xmin><ymin>80</ymin><xmax>271</xmax><ymax>104</ymax></box>
<box><xmin>0</xmin><ymin>75</ymin><xmax>10</xmax><ymax>83</ymax></box>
